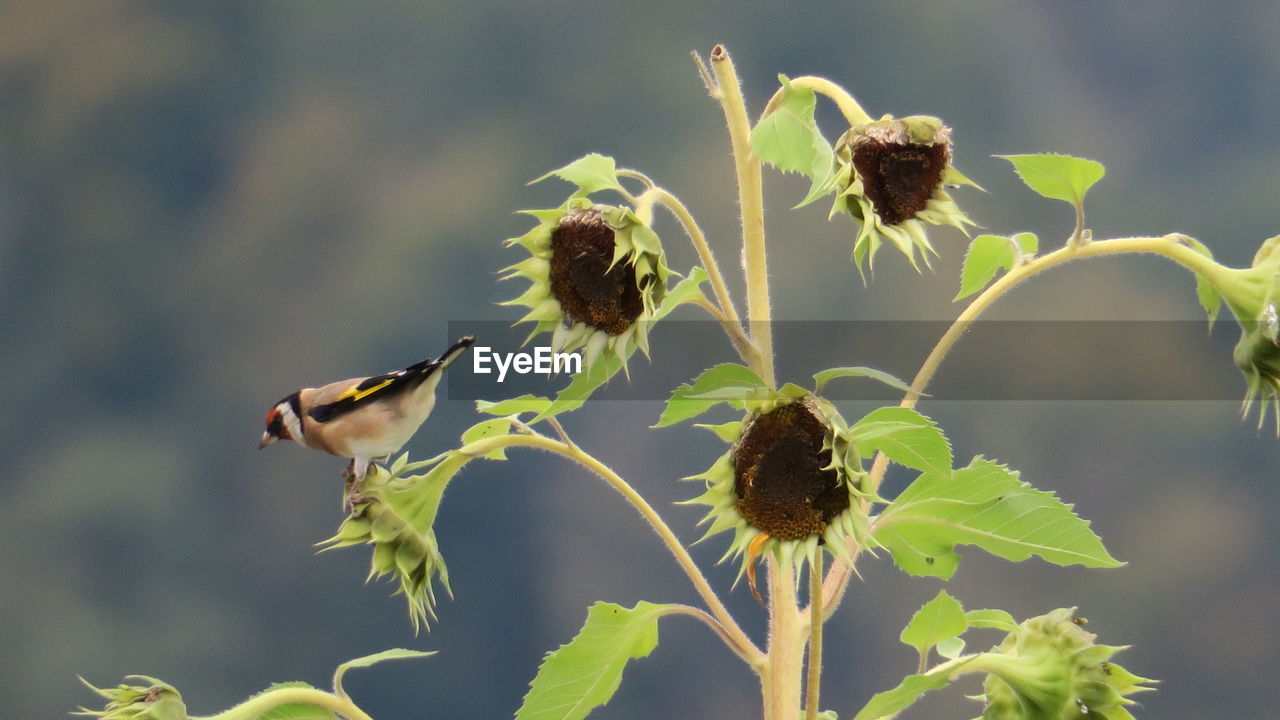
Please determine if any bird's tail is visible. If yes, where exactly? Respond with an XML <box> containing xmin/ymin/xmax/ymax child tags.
<box><xmin>405</xmin><ymin>336</ymin><xmax>475</xmax><ymax>375</ymax></box>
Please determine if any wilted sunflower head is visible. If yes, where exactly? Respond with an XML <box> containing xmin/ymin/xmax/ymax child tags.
<box><xmin>503</xmin><ymin>198</ymin><xmax>672</xmax><ymax>370</ymax></box>
<box><xmin>974</xmin><ymin>608</ymin><xmax>1153</xmax><ymax>720</ymax></box>
<box><xmin>686</xmin><ymin>393</ymin><xmax>869</xmax><ymax>585</ymax></box>
<box><xmin>76</xmin><ymin>677</ymin><xmax>187</xmax><ymax>720</ymax></box>
<box><xmin>833</xmin><ymin>114</ymin><xmax>977</xmax><ymax>273</ymax></box>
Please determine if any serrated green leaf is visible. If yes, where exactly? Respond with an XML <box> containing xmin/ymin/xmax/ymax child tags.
<box><xmin>812</xmin><ymin>366</ymin><xmax>916</xmax><ymax>395</ymax></box>
<box><xmin>965</xmin><ymin>608</ymin><xmax>1017</xmax><ymax>632</ymax></box>
<box><xmin>852</xmin><ymin>662</ymin><xmax>971</xmax><ymax>720</ymax></box>
<box><xmin>333</xmin><ymin>649</ymin><xmax>435</xmax><ymax>699</ymax></box>
<box><xmin>998</xmin><ymin>154</ymin><xmax>1105</xmax><ymax>205</ymax></box>
<box><xmin>850</xmin><ymin>407</ymin><xmax>952</xmax><ymax>475</ymax></box>
<box><xmin>476</xmin><ymin>395</ymin><xmax>553</xmax><ymax>417</ymax></box>
<box><xmin>652</xmin><ymin>266</ymin><xmax>709</xmax><ymax>322</ymax></box>
<box><xmin>1179</xmin><ymin>236</ymin><xmax>1222</xmax><ymax>327</ymax></box>
<box><xmin>533</xmin><ymin>153</ymin><xmax>624</xmax><ymax>195</ymax></box>
<box><xmin>461</xmin><ymin>418</ymin><xmax>514</xmax><ymax>460</ymax></box>
<box><xmin>900</xmin><ymin>590</ymin><xmax>967</xmax><ymax>656</ymax></box>
<box><xmin>750</xmin><ymin>76</ymin><xmax>836</xmax><ymax>206</ymax></box>
<box><xmin>515</xmin><ymin>602</ymin><xmax>680</xmax><ymax>720</ymax></box>
<box><xmin>874</xmin><ymin>457</ymin><xmax>1122</xmax><ymax>579</ymax></box>
<box><xmin>655</xmin><ymin>363</ymin><xmax>766</xmax><ymax>427</ymax></box>
<box><xmin>957</xmin><ymin>234</ymin><xmax>1017</xmax><ymax>300</ymax></box>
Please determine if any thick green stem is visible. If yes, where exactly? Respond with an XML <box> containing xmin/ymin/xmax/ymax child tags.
<box><xmin>707</xmin><ymin>45</ymin><xmax>775</xmax><ymax>388</ymax></box>
<box><xmin>764</xmin><ymin>554</ymin><xmax>804</xmax><ymax>720</ymax></box>
<box><xmin>458</xmin><ymin>433</ymin><xmax>765</xmax><ymax>667</ymax></box>
<box><xmin>819</xmin><ymin>233</ymin><xmax>1223</xmax><ymax>615</ymax></box>
<box><xmin>198</xmin><ymin>688</ymin><xmax>373</xmax><ymax>720</ymax></box>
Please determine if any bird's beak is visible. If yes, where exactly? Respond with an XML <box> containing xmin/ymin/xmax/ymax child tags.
<box><xmin>259</xmin><ymin>431</ymin><xmax>277</xmax><ymax>449</ymax></box>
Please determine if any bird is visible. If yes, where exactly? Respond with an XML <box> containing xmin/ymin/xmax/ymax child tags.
<box><xmin>259</xmin><ymin>336</ymin><xmax>475</xmax><ymax>490</ymax></box>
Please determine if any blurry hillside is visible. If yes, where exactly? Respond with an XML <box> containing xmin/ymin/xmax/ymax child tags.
<box><xmin>2</xmin><ymin>2</ymin><xmax>1279</xmax><ymax>719</ymax></box>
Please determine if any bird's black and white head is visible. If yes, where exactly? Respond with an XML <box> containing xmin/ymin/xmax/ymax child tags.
<box><xmin>260</xmin><ymin>392</ymin><xmax>304</xmax><ymax>449</ymax></box>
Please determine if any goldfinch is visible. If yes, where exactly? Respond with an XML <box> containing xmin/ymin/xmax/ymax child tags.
<box><xmin>259</xmin><ymin>336</ymin><xmax>475</xmax><ymax>482</ymax></box>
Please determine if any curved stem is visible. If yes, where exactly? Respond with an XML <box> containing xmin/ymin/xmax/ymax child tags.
<box><xmin>819</xmin><ymin>233</ymin><xmax>1221</xmax><ymax>613</ymax></box>
<box><xmin>648</xmin><ymin>187</ymin><xmax>744</xmax><ymax>328</ymax></box>
<box><xmin>804</xmin><ymin>556</ymin><xmax>824</xmax><ymax>720</ymax></box>
<box><xmin>198</xmin><ymin>688</ymin><xmax>373</xmax><ymax>720</ymax></box>
<box><xmin>457</xmin><ymin>433</ymin><xmax>765</xmax><ymax>667</ymax></box>
<box><xmin>761</xmin><ymin>76</ymin><xmax>874</xmax><ymax>127</ymax></box>
<box><xmin>707</xmin><ymin>45</ymin><xmax>775</xmax><ymax>388</ymax></box>
<box><xmin>694</xmin><ymin>295</ymin><xmax>760</xmax><ymax>364</ymax></box>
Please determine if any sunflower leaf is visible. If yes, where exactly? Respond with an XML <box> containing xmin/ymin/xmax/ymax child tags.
<box><xmin>998</xmin><ymin>153</ymin><xmax>1105</xmax><ymax>206</ymax></box>
<box><xmin>956</xmin><ymin>232</ymin><xmax>1038</xmax><ymax>300</ymax></box>
<box><xmin>874</xmin><ymin>456</ymin><xmax>1122</xmax><ymax>578</ymax></box>
<box><xmin>515</xmin><ymin>602</ymin><xmax>680</xmax><ymax>720</ymax></box>
<box><xmin>532</xmin><ymin>153</ymin><xmax>625</xmax><ymax>195</ymax></box>
<box><xmin>850</xmin><ymin>407</ymin><xmax>952</xmax><ymax>475</ymax></box>
<box><xmin>750</xmin><ymin>75</ymin><xmax>837</xmax><ymax>207</ymax></box>
<box><xmin>965</xmin><ymin>608</ymin><xmax>1018</xmax><ymax>632</ymax></box>
<box><xmin>852</xmin><ymin>661</ymin><xmax>972</xmax><ymax>720</ymax></box>
<box><xmin>813</xmin><ymin>366</ymin><xmax>916</xmax><ymax>395</ymax></box>
<box><xmin>655</xmin><ymin>363</ymin><xmax>767</xmax><ymax>427</ymax></box>
<box><xmin>652</xmin><ymin>266</ymin><xmax>709</xmax><ymax>321</ymax></box>
<box><xmin>460</xmin><ymin>418</ymin><xmax>514</xmax><ymax>460</ymax></box>
<box><xmin>535</xmin><ymin>352</ymin><xmax>625</xmax><ymax>421</ymax></box>
<box><xmin>476</xmin><ymin>395</ymin><xmax>553</xmax><ymax>417</ymax></box>
<box><xmin>900</xmin><ymin>590</ymin><xmax>967</xmax><ymax>657</ymax></box>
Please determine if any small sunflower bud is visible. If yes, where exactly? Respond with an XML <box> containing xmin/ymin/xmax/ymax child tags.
<box><xmin>1197</xmin><ymin>235</ymin><xmax>1280</xmax><ymax>427</ymax></box>
<box><xmin>503</xmin><ymin>198</ymin><xmax>672</xmax><ymax>371</ymax></box>
<box><xmin>77</xmin><ymin>677</ymin><xmax>188</xmax><ymax>720</ymax></box>
<box><xmin>974</xmin><ymin>608</ymin><xmax>1153</xmax><ymax>720</ymax></box>
<box><xmin>833</xmin><ymin>115</ymin><xmax>976</xmax><ymax>272</ymax></box>
<box><xmin>318</xmin><ymin>463</ymin><xmax>451</xmax><ymax>633</ymax></box>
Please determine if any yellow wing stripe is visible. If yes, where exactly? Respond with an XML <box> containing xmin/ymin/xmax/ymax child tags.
<box><xmin>338</xmin><ymin>378</ymin><xmax>395</xmax><ymax>402</ymax></box>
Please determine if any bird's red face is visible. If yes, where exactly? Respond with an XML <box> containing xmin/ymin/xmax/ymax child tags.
<box><xmin>260</xmin><ymin>394</ymin><xmax>302</xmax><ymax>449</ymax></box>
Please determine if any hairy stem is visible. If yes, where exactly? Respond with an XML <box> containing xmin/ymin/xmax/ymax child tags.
<box><xmin>765</xmin><ymin>553</ymin><xmax>804</xmax><ymax>720</ymax></box>
<box><xmin>198</xmin><ymin>688</ymin><xmax>373</xmax><ymax>720</ymax></box>
<box><xmin>458</xmin><ymin>433</ymin><xmax>765</xmax><ymax>666</ymax></box>
<box><xmin>647</xmin><ymin>187</ymin><xmax>747</xmax><ymax>331</ymax></box>
<box><xmin>819</xmin><ymin>233</ymin><xmax>1222</xmax><ymax>614</ymax></box>
<box><xmin>804</xmin><ymin>555</ymin><xmax>824</xmax><ymax>720</ymax></box>
<box><xmin>761</xmin><ymin>75</ymin><xmax>874</xmax><ymax>127</ymax></box>
<box><xmin>707</xmin><ymin>44</ymin><xmax>775</xmax><ymax>387</ymax></box>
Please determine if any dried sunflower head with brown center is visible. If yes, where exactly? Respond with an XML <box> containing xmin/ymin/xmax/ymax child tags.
<box><xmin>833</xmin><ymin>115</ymin><xmax>978</xmax><ymax>273</ymax></box>
<box><xmin>686</xmin><ymin>394</ymin><xmax>868</xmax><ymax>584</ymax></box>
<box><xmin>503</xmin><ymin>198</ymin><xmax>671</xmax><ymax>370</ymax></box>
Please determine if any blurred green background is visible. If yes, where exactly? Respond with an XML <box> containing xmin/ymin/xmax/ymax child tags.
<box><xmin>3</xmin><ymin>1</ymin><xmax>1279</xmax><ymax>718</ymax></box>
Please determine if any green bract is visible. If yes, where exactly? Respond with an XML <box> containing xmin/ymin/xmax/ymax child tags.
<box><xmin>973</xmin><ymin>608</ymin><xmax>1153</xmax><ymax>720</ymax></box>
<box><xmin>76</xmin><ymin>677</ymin><xmax>188</xmax><ymax>720</ymax></box>
<box><xmin>685</xmin><ymin>390</ymin><xmax>870</xmax><ymax>582</ymax></box>
<box><xmin>503</xmin><ymin>198</ymin><xmax>673</xmax><ymax>373</ymax></box>
<box><xmin>1220</xmin><ymin>236</ymin><xmax>1280</xmax><ymax>429</ymax></box>
<box><xmin>319</xmin><ymin>453</ymin><xmax>463</xmax><ymax>632</ymax></box>
<box><xmin>832</xmin><ymin>114</ymin><xmax>978</xmax><ymax>273</ymax></box>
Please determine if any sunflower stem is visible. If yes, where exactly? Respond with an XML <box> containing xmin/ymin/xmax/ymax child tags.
<box><xmin>820</xmin><ymin>233</ymin><xmax>1225</xmax><ymax>612</ymax></box>
<box><xmin>706</xmin><ymin>45</ymin><xmax>776</xmax><ymax>388</ymax></box>
<box><xmin>765</xmin><ymin>554</ymin><xmax>804</xmax><ymax>720</ymax></box>
<box><xmin>646</xmin><ymin>186</ymin><xmax>751</xmax><ymax>351</ymax></box>
<box><xmin>760</xmin><ymin>75</ymin><xmax>874</xmax><ymax>127</ymax></box>
<box><xmin>804</xmin><ymin>555</ymin><xmax>824</xmax><ymax>720</ymax></box>
<box><xmin>196</xmin><ymin>687</ymin><xmax>373</xmax><ymax>720</ymax></box>
<box><xmin>457</xmin><ymin>432</ymin><xmax>766</xmax><ymax>667</ymax></box>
